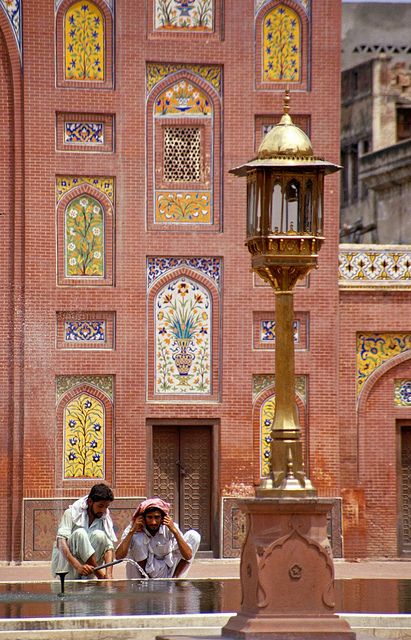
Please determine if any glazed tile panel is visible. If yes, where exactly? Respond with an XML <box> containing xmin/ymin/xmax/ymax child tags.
<box><xmin>155</xmin><ymin>0</ymin><xmax>214</xmax><ymax>31</ymax></box>
<box><xmin>339</xmin><ymin>245</ymin><xmax>411</xmax><ymax>287</ymax></box>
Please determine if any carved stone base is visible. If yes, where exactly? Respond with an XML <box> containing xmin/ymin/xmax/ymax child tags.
<box><xmin>221</xmin><ymin>497</ymin><xmax>355</xmax><ymax>640</ymax></box>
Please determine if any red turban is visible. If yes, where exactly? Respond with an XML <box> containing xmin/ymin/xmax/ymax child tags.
<box><xmin>133</xmin><ymin>498</ymin><xmax>171</xmax><ymax>519</ymax></box>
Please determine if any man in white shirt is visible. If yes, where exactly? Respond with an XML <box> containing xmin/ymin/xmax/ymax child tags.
<box><xmin>116</xmin><ymin>498</ymin><xmax>201</xmax><ymax>578</ymax></box>
<box><xmin>51</xmin><ymin>483</ymin><xmax>117</xmax><ymax>580</ymax></box>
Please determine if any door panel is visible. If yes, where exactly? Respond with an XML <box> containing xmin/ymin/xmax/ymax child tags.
<box><xmin>153</xmin><ymin>425</ymin><xmax>212</xmax><ymax>551</ymax></box>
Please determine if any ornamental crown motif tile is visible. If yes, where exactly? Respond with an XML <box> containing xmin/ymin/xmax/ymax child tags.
<box><xmin>155</xmin><ymin>82</ymin><xmax>212</xmax><ymax>117</ymax></box>
<box><xmin>56</xmin><ymin>177</ymin><xmax>114</xmax><ymax>204</ymax></box>
<box><xmin>339</xmin><ymin>245</ymin><xmax>411</xmax><ymax>288</ymax></box>
<box><xmin>56</xmin><ymin>0</ymin><xmax>113</xmax><ymax>10</ymax></box>
<box><xmin>260</xmin><ymin>320</ymin><xmax>299</xmax><ymax>343</ymax></box>
<box><xmin>147</xmin><ymin>63</ymin><xmax>222</xmax><ymax>95</ymax></box>
<box><xmin>357</xmin><ymin>333</ymin><xmax>411</xmax><ymax>396</ymax></box>
<box><xmin>155</xmin><ymin>0</ymin><xmax>213</xmax><ymax>31</ymax></box>
<box><xmin>56</xmin><ymin>375</ymin><xmax>113</xmax><ymax>402</ymax></box>
<box><xmin>255</xmin><ymin>0</ymin><xmax>309</xmax><ymax>16</ymax></box>
<box><xmin>147</xmin><ymin>257</ymin><xmax>221</xmax><ymax>288</ymax></box>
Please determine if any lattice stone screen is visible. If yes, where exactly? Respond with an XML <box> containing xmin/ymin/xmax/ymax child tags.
<box><xmin>164</xmin><ymin>127</ymin><xmax>201</xmax><ymax>182</ymax></box>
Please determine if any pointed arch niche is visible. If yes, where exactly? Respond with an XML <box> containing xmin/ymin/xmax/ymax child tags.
<box><xmin>56</xmin><ymin>0</ymin><xmax>114</xmax><ymax>89</ymax></box>
<box><xmin>56</xmin><ymin>177</ymin><xmax>114</xmax><ymax>286</ymax></box>
<box><xmin>147</xmin><ymin>257</ymin><xmax>221</xmax><ymax>401</ymax></box>
<box><xmin>252</xmin><ymin>375</ymin><xmax>307</xmax><ymax>483</ymax></box>
<box><xmin>146</xmin><ymin>64</ymin><xmax>222</xmax><ymax>230</ymax></box>
<box><xmin>255</xmin><ymin>0</ymin><xmax>310</xmax><ymax>92</ymax></box>
<box><xmin>56</xmin><ymin>376</ymin><xmax>114</xmax><ymax>489</ymax></box>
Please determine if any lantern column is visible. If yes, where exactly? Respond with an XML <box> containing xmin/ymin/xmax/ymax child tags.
<box><xmin>221</xmin><ymin>93</ymin><xmax>355</xmax><ymax>640</ymax></box>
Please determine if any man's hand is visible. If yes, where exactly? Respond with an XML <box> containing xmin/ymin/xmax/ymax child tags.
<box><xmin>73</xmin><ymin>559</ymin><xmax>95</xmax><ymax>576</ymax></box>
<box><xmin>130</xmin><ymin>515</ymin><xmax>145</xmax><ymax>534</ymax></box>
<box><xmin>163</xmin><ymin>514</ymin><xmax>178</xmax><ymax>535</ymax></box>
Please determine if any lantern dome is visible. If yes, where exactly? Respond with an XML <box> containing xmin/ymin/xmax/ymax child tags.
<box><xmin>258</xmin><ymin>91</ymin><xmax>313</xmax><ymax>159</ymax></box>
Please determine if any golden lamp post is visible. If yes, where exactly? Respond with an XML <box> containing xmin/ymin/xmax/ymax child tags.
<box><xmin>221</xmin><ymin>93</ymin><xmax>356</xmax><ymax>640</ymax></box>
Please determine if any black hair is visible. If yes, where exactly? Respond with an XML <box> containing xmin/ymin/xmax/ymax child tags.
<box><xmin>144</xmin><ymin>506</ymin><xmax>165</xmax><ymax>516</ymax></box>
<box><xmin>88</xmin><ymin>483</ymin><xmax>114</xmax><ymax>503</ymax></box>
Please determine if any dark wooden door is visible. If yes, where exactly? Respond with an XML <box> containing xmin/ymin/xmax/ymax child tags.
<box><xmin>152</xmin><ymin>425</ymin><xmax>211</xmax><ymax>551</ymax></box>
<box><xmin>400</xmin><ymin>426</ymin><xmax>411</xmax><ymax>554</ymax></box>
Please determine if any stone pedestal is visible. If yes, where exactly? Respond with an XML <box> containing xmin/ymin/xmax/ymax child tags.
<box><xmin>221</xmin><ymin>497</ymin><xmax>355</xmax><ymax>640</ymax></box>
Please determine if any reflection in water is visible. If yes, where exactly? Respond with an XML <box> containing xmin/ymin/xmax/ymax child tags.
<box><xmin>0</xmin><ymin>579</ymin><xmax>410</xmax><ymax>619</ymax></box>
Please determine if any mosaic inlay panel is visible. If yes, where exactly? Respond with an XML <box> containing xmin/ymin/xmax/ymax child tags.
<box><xmin>263</xmin><ymin>4</ymin><xmax>301</xmax><ymax>83</ymax></box>
<box><xmin>155</xmin><ymin>0</ymin><xmax>213</xmax><ymax>31</ymax></box>
<box><xmin>56</xmin><ymin>312</ymin><xmax>115</xmax><ymax>350</ymax></box>
<box><xmin>64</xmin><ymin>392</ymin><xmax>105</xmax><ymax>478</ymax></box>
<box><xmin>0</xmin><ymin>0</ymin><xmax>21</xmax><ymax>57</ymax></box>
<box><xmin>156</xmin><ymin>191</ymin><xmax>211</xmax><ymax>223</ymax></box>
<box><xmin>357</xmin><ymin>333</ymin><xmax>411</xmax><ymax>396</ymax></box>
<box><xmin>339</xmin><ymin>245</ymin><xmax>411</xmax><ymax>288</ymax></box>
<box><xmin>65</xmin><ymin>195</ymin><xmax>104</xmax><ymax>277</ymax></box>
<box><xmin>395</xmin><ymin>380</ymin><xmax>411</xmax><ymax>406</ymax></box>
<box><xmin>148</xmin><ymin>257</ymin><xmax>221</xmax><ymax>288</ymax></box>
<box><xmin>64</xmin><ymin>1</ymin><xmax>105</xmax><ymax>82</ymax></box>
<box><xmin>64</xmin><ymin>121</ymin><xmax>104</xmax><ymax>144</ymax></box>
<box><xmin>253</xmin><ymin>312</ymin><xmax>308</xmax><ymax>350</ymax></box>
<box><xmin>57</xmin><ymin>177</ymin><xmax>114</xmax><ymax>204</ymax></box>
<box><xmin>147</xmin><ymin>63</ymin><xmax>221</xmax><ymax>95</ymax></box>
<box><xmin>56</xmin><ymin>114</ymin><xmax>114</xmax><ymax>152</ymax></box>
<box><xmin>260</xmin><ymin>320</ymin><xmax>299</xmax><ymax>343</ymax></box>
<box><xmin>155</xmin><ymin>276</ymin><xmax>211</xmax><ymax>394</ymax></box>
<box><xmin>65</xmin><ymin>320</ymin><xmax>106</xmax><ymax>342</ymax></box>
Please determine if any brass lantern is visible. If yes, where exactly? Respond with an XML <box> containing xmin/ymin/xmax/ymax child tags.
<box><xmin>231</xmin><ymin>92</ymin><xmax>340</xmax><ymax>496</ymax></box>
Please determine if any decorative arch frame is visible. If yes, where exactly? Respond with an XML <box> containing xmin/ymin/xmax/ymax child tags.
<box><xmin>255</xmin><ymin>0</ymin><xmax>310</xmax><ymax>92</ymax></box>
<box><xmin>56</xmin><ymin>383</ymin><xmax>114</xmax><ymax>488</ymax></box>
<box><xmin>146</xmin><ymin>68</ymin><xmax>222</xmax><ymax>231</ymax></box>
<box><xmin>56</xmin><ymin>182</ymin><xmax>114</xmax><ymax>286</ymax></box>
<box><xmin>0</xmin><ymin>10</ymin><xmax>24</xmax><ymax>561</ymax></box>
<box><xmin>253</xmin><ymin>384</ymin><xmax>307</xmax><ymax>484</ymax></box>
<box><xmin>147</xmin><ymin>265</ymin><xmax>220</xmax><ymax>401</ymax></box>
<box><xmin>55</xmin><ymin>0</ymin><xmax>114</xmax><ymax>89</ymax></box>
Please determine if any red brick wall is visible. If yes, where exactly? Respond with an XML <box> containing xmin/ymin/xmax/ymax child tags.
<box><xmin>0</xmin><ymin>0</ymin><xmax>357</xmax><ymax>560</ymax></box>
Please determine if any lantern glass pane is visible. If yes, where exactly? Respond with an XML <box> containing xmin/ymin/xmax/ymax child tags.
<box><xmin>247</xmin><ymin>179</ymin><xmax>256</xmax><ymax>236</ymax></box>
<box><xmin>285</xmin><ymin>179</ymin><xmax>300</xmax><ymax>231</ymax></box>
<box><xmin>304</xmin><ymin>179</ymin><xmax>313</xmax><ymax>233</ymax></box>
<box><xmin>270</xmin><ymin>182</ymin><xmax>282</xmax><ymax>233</ymax></box>
<box><xmin>256</xmin><ymin>179</ymin><xmax>262</xmax><ymax>233</ymax></box>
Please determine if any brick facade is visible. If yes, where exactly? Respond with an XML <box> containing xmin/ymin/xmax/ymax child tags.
<box><xmin>3</xmin><ymin>0</ymin><xmax>398</xmax><ymax>562</ymax></box>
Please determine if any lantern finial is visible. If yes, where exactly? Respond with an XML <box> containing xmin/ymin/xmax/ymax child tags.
<box><xmin>283</xmin><ymin>87</ymin><xmax>291</xmax><ymax>115</ymax></box>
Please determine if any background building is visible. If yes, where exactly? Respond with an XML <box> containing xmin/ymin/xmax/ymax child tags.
<box><xmin>339</xmin><ymin>1</ymin><xmax>411</xmax><ymax>557</ymax></box>
<box><xmin>4</xmin><ymin>0</ymin><xmax>404</xmax><ymax>564</ymax></box>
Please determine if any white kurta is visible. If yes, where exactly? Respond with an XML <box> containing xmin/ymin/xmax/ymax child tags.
<box><xmin>51</xmin><ymin>497</ymin><xmax>116</xmax><ymax>580</ymax></box>
<box><xmin>120</xmin><ymin>523</ymin><xmax>201</xmax><ymax>579</ymax></box>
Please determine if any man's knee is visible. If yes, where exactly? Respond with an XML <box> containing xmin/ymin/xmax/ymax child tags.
<box><xmin>90</xmin><ymin>530</ymin><xmax>107</xmax><ymax>544</ymax></box>
<box><xmin>70</xmin><ymin>529</ymin><xmax>89</xmax><ymax>545</ymax></box>
<box><xmin>184</xmin><ymin>530</ymin><xmax>201</xmax><ymax>556</ymax></box>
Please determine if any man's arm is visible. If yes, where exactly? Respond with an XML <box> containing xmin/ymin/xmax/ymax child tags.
<box><xmin>116</xmin><ymin>515</ymin><xmax>144</xmax><ymax>559</ymax></box>
<box><xmin>163</xmin><ymin>515</ymin><xmax>193</xmax><ymax>561</ymax></box>
<box><xmin>57</xmin><ymin>537</ymin><xmax>95</xmax><ymax>576</ymax></box>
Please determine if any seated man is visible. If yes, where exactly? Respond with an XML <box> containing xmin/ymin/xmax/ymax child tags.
<box><xmin>51</xmin><ymin>483</ymin><xmax>117</xmax><ymax>580</ymax></box>
<box><xmin>116</xmin><ymin>498</ymin><xmax>201</xmax><ymax>578</ymax></box>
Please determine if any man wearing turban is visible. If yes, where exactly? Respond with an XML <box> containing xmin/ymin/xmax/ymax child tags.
<box><xmin>116</xmin><ymin>497</ymin><xmax>201</xmax><ymax>578</ymax></box>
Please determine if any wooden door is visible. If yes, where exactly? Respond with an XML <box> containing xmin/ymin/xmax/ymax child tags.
<box><xmin>400</xmin><ymin>426</ymin><xmax>411</xmax><ymax>555</ymax></box>
<box><xmin>152</xmin><ymin>425</ymin><xmax>212</xmax><ymax>551</ymax></box>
